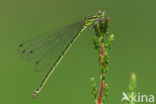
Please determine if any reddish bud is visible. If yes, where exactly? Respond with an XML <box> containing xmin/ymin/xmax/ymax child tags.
<box><xmin>106</xmin><ymin>17</ymin><xmax>109</xmax><ymax>24</ymax></box>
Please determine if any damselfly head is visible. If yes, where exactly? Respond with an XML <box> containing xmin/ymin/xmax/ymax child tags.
<box><xmin>97</xmin><ymin>10</ymin><xmax>105</xmax><ymax>22</ymax></box>
<box><xmin>97</xmin><ymin>10</ymin><xmax>105</xmax><ymax>17</ymax></box>
<box><xmin>84</xmin><ymin>10</ymin><xmax>106</xmax><ymax>30</ymax></box>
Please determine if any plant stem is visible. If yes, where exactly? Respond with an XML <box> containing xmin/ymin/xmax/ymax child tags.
<box><xmin>91</xmin><ymin>12</ymin><xmax>113</xmax><ymax>104</ymax></box>
<box><xmin>97</xmin><ymin>42</ymin><xmax>104</xmax><ymax>104</ymax></box>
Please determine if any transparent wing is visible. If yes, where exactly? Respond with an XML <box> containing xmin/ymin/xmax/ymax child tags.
<box><xmin>18</xmin><ymin>21</ymin><xmax>84</xmax><ymax>72</ymax></box>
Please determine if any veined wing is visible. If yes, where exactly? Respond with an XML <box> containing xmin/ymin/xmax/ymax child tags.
<box><xmin>18</xmin><ymin>21</ymin><xmax>84</xmax><ymax>72</ymax></box>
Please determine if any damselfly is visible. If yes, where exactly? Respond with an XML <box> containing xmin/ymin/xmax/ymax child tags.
<box><xmin>18</xmin><ymin>10</ymin><xmax>106</xmax><ymax>98</ymax></box>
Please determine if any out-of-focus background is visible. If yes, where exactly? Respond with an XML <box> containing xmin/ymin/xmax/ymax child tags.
<box><xmin>0</xmin><ymin>0</ymin><xmax>156</xmax><ymax>104</ymax></box>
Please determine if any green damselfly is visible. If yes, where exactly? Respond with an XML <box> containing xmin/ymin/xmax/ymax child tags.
<box><xmin>18</xmin><ymin>10</ymin><xmax>106</xmax><ymax>98</ymax></box>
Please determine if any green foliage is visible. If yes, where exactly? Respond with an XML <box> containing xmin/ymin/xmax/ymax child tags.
<box><xmin>129</xmin><ymin>73</ymin><xmax>136</xmax><ymax>92</ymax></box>
<box><xmin>102</xmin><ymin>83</ymin><xmax>109</xmax><ymax>102</ymax></box>
<box><xmin>128</xmin><ymin>73</ymin><xmax>136</xmax><ymax>104</ymax></box>
<box><xmin>90</xmin><ymin>77</ymin><xmax>98</xmax><ymax>103</ymax></box>
<box><xmin>91</xmin><ymin>11</ymin><xmax>137</xmax><ymax>104</ymax></box>
<box><xmin>105</xmin><ymin>34</ymin><xmax>114</xmax><ymax>51</ymax></box>
<box><xmin>90</xmin><ymin>11</ymin><xmax>114</xmax><ymax>104</ymax></box>
<box><xmin>93</xmin><ymin>36</ymin><xmax>100</xmax><ymax>53</ymax></box>
<box><xmin>122</xmin><ymin>73</ymin><xmax>137</xmax><ymax>104</ymax></box>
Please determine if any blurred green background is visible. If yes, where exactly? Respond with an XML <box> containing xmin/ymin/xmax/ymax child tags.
<box><xmin>0</xmin><ymin>0</ymin><xmax>156</xmax><ymax>104</ymax></box>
